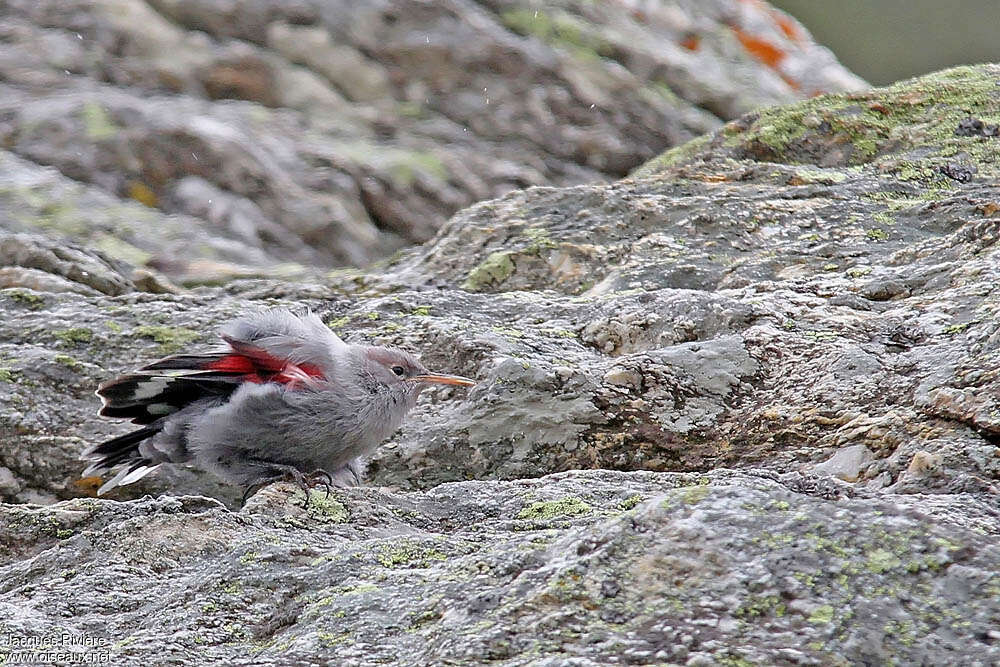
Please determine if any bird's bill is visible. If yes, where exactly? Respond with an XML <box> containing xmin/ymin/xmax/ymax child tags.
<box><xmin>410</xmin><ymin>373</ymin><xmax>476</xmax><ymax>387</ymax></box>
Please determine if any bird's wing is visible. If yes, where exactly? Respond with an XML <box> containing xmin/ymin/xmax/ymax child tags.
<box><xmin>217</xmin><ymin>308</ymin><xmax>347</xmax><ymax>377</ymax></box>
<box><xmin>98</xmin><ymin>310</ymin><xmax>343</xmax><ymax>425</ymax></box>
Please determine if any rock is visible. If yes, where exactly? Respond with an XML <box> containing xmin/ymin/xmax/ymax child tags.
<box><xmin>0</xmin><ymin>471</ymin><xmax>997</xmax><ymax>664</ymax></box>
<box><xmin>808</xmin><ymin>444</ymin><xmax>873</xmax><ymax>482</ymax></box>
<box><xmin>0</xmin><ymin>231</ymin><xmax>167</xmax><ymax>296</ymax></box>
<box><xmin>0</xmin><ymin>0</ymin><xmax>863</xmax><ymax>284</ymax></box>
<box><xmin>1</xmin><ymin>8</ymin><xmax>999</xmax><ymax>662</ymax></box>
<box><xmin>2</xmin><ymin>65</ymin><xmax>1000</xmax><ymax>505</ymax></box>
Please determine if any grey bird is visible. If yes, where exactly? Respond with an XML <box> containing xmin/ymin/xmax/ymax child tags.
<box><xmin>82</xmin><ymin>309</ymin><xmax>475</xmax><ymax>502</ymax></box>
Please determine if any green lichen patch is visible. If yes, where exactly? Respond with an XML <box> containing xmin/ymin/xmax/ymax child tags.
<box><xmin>94</xmin><ymin>234</ymin><xmax>152</xmax><ymax>267</ymax></box>
<box><xmin>81</xmin><ymin>101</ymin><xmax>119</xmax><ymax>141</ymax></box>
<box><xmin>133</xmin><ymin>325</ymin><xmax>202</xmax><ymax>353</ymax></box>
<box><xmin>461</xmin><ymin>251</ymin><xmax>515</xmax><ymax>291</ymax></box>
<box><xmin>5</xmin><ymin>289</ymin><xmax>45</xmax><ymax>309</ymax></box>
<box><xmin>517</xmin><ymin>496</ymin><xmax>592</xmax><ymax>520</ymax></box>
<box><xmin>618</xmin><ymin>495</ymin><xmax>644</xmax><ymax>511</ymax></box>
<box><xmin>53</xmin><ymin>354</ymin><xmax>83</xmax><ymax>371</ymax></box>
<box><xmin>501</xmin><ymin>8</ymin><xmax>615</xmax><ymax>61</ymax></box>
<box><xmin>54</xmin><ymin>327</ymin><xmax>94</xmax><ymax>346</ymax></box>
<box><xmin>638</xmin><ymin>64</ymin><xmax>1000</xmax><ymax>179</ymax></box>
<box><xmin>374</xmin><ymin>543</ymin><xmax>448</xmax><ymax>568</ymax></box>
<box><xmin>866</xmin><ymin>548</ymin><xmax>902</xmax><ymax>574</ymax></box>
<box><xmin>325</xmin><ymin>316</ymin><xmax>350</xmax><ymax>330</ymax></box>
<box><xmin>386</xmin><ymin>151</ymin><xmax>448</xmax><ymax>186</ymax></box>
<box><xmin>291</xmin><ymin>490</ymin><xmax>349</xmax><ymax>523</ymax></box>
<box><xmin>807</xmin><ymin>604</ymin><xmax>835</xmax><ymax>625</ymax></box>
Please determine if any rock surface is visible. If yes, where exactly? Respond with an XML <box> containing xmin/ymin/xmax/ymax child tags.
<box><xmin>1</xmin><ymin>14</ymin><xmax>998</xmax><ymax>667</ymax></box>
<box><xmin>0</xmin><ymin>0</ymin><xmax>863</xmax><ymax>285</ymax></box>
<box><xmin>1</xmin><ymin>471</ymin><xmax>998</xmax><ymax>665</ymax></box>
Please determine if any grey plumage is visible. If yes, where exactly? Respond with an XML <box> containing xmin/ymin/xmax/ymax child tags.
<box><xmin>83</xmin><ymin>309</ymin><xmax>475</xmax><ymax>500</ymax></box>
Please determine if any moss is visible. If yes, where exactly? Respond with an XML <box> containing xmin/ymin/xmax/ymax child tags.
<box><xmin>517</xmin><ymin>496</ymin><xmax>592</xmax><ymax>520</ymax></box>
<box><xmin>461</xmin><ymin>251</ymin><xmax>516</xmax><ymax>291</ymax></box>
<box><xmin>105</xmin><ymin>321</ymin><xmax>123</xmax><ymax>333</ymax></box>
<box><xmin>865</xmin><ymin>228</ymin><xmax>890</xmax><ymax>241</ymax></box>
<box><xmin>640</xmin><ymin>65</ymin><xmax>1000</xmax><ymax>180</ymax></box>
<box><xmin>410</xmin><ymin>305</ymin><xmax>432</xmax><ymax>317</ymax></box>
<box><xmin>6</xmin><ymin>289</ymin><xmax>45</xmax><ymax>309</ymax></box>
<box><xmin>633</xmin><ymin>135</ymin><xmax>712</xmax><ymax>176</ymax></box>
<box><xmin>808</xmin><ymin>604</ymin><xmax>835</xmax><ymax>625</ymax></box>
<box><xmin>54</xmin><ymin>327</ymin><xmax>93</xmax><ymax>345</ymax></box>
<box><xmin>326</xmin><ymin>316</ymin><xmax>350</xmax><ymax>330</ymax></box>
<box><xmin>53</xmin><ymin>354</ymin><xmax>83</xmax><ymax>371</ymax></box>
<box><xmin>133</xmin><ymin>325</ymin><xmax>201</xmax><ymax>353</ymax></box>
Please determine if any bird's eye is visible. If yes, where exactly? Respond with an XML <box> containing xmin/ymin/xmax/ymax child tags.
<box><xmin>391</xmin><ymin>365</ymin><xmax>406</xmax><ymax>377</ymax></box>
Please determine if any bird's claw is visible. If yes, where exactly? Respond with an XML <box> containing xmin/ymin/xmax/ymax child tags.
<box><xmin>287</xmin><ymin>468</ymin><xmax>333</xmax><ymax>508</ymax></box>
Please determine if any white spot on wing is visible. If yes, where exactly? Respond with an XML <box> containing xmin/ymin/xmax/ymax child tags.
<box><xmin>132</xmin><ymin>377</ymin><xmax>171</xmax><ymax>400</ymax></box>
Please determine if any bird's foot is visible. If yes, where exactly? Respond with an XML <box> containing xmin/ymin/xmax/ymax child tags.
<box><xmin>283</xmin><ymin>468</ymin><xmax>333</xmax><ymax>508</ymax></box>
<box><xmin>240</xmin><ymin>465</ymin><xmax>333</xmax><ymax>508</ymax></box>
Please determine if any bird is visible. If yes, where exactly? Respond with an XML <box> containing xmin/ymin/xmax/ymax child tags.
<box><xmin>82</xmin><ymin>308</ymin><xmax>476</xmax><ymax>503</ymax></box>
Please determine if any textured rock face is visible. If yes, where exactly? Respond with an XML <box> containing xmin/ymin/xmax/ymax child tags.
<box><xmin>0</xmin><ymin>0</ymin><xmax>862</xmax><ymax>284</ymax></box>
<box><xmin>1</xmin><ymin>471</ymin><xmax>998</xmax><ymax>665</ymax></box>
<box><xmin>1</xmin><ymin>11</ymin><xmax>998</xmax><ymax>665</ymax></box>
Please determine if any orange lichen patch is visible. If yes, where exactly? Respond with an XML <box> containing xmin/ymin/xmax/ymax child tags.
<box><xmin>74</xmin><ymin>476</ymin><xmax>104</xmax><ymax>496</ymax></box>
<box><xmin>685</xmin><ymin>172</ymin><xmax>733</xmax><ymax>183</ymax></box>
<box><xmin>771</xmin><ymin>11</ymin><xmax>805</xmax><ymax>43</ymax></box>
<box><xmin>869</xmin><ymin>103</ymin><xmax>890</xmax><ymax>115</ymax></box>
<box><xmin>731</xmin><ymin>27</ymin><xmax>785</xmax><ymax>68</ymax></box>
<box><xmin>680</xmin><ymin>34</ymin><xmax>700</xmax><ymax>51</ymax></box>
<box><xmin>778</xmin><ymin>71</ymin><xmax>801</xmax><ymax>91</ymax></box>
<box><xmin>128</xmin><ymin>181</ymin><xmax>159</xmax><ymax>208</ymax></box>
<box><xmin>975</xmin><ymin>202</ymin><xmax>1000</xmax><ymax>216</ymax></box>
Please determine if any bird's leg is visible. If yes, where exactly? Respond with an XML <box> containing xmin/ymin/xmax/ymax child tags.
<box><xmin>306</xmin><ymin>469</ymin><xmax>333</xmax><ymax>500</ymax></box>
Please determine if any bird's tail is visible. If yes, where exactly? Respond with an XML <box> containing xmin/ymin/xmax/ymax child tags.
<box><xmin>81</xmin><ymin>426</ymin><xmax>162</xmax><ymax>495</ymax></box>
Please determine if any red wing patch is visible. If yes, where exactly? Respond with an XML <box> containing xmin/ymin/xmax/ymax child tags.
<box><xmin>209</xmin><ymin>340</ymin><xmax>326</xmax><ymax>389</ymax></box>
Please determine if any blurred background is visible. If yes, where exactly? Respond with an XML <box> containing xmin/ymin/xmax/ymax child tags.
<box><xmin>772</xmin><ymin>0</ymin><xmax>1000</xmax><ymax>85</ymax></box>
<box><xmin>0</xmin><ymin>0</ymin><xmax>995</xmax><ymax>295</ymax></box>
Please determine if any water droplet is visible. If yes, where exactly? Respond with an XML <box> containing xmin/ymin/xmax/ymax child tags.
<box><xmin>76</xmin><ymin>33</ymin><xmax>83</xmax><ymax>40</ymax></box>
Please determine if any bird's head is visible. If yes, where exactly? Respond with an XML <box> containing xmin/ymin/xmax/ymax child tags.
<box><xmin>361</xmin><ymin>346</ymin><xmax>476</xmax><ymax>392</ymax></box>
